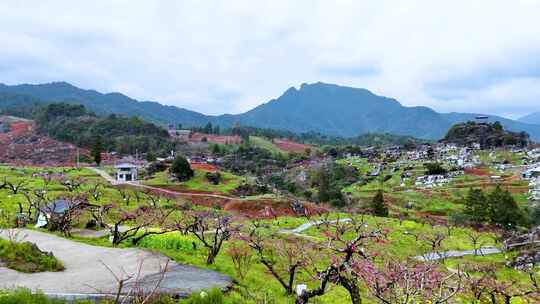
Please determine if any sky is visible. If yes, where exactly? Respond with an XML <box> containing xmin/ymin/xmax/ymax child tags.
<box><xmin>1</xmin><ymin>1</ymin><xmax>539</xmax><ymax>118</ymax></box>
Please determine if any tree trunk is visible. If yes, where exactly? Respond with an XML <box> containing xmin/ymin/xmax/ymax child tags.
<box><xmin>340</xmin><ymin>277</ymin><xmax>362</xmax><ymax>304</ymax></box>
<box><xmin>296</xmin><ymin>295</ymin><xmax>308</xmax><ymax>304</ymax></box>
<box><xmin>206</xmin><ymin>249</ymin><xmax>217</xmax><ymax>265</ymax></box>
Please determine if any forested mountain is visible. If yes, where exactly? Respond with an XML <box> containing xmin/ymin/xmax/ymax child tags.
<box><xmin>231</xmin><ymin>83</ymin><xmax>449</xmax><ymax>138</ymax></box>
<box><xmin>231</xmin><ymin>82</ymin><xmax>540</xmax><ymax>140</ymax></box>
<box><xmin>2</xmin><ymin>81</ymin><xmax>540</xmax><ymax>141</ymax></box>
<box><xmin>0</xmin><ymin>82</ymin><xmax>209</xmax><ymax>126</ymax></box>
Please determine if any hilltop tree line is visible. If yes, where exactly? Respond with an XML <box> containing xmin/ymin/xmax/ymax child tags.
<box><xmin>181</xmin><ymin>120</ymin><xmax>430</xmax><ymax>148</ymax></box>
<box><xmin>3</xmin><ymin>102</ymin><xmax>177</xmax><ymax>156</ymax></box>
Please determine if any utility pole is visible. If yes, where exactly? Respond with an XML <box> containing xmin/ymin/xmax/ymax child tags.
<box><xmin>76</xmin><ymin>148</ymin><xmax>80</xmax><ymax>168</ymax></box>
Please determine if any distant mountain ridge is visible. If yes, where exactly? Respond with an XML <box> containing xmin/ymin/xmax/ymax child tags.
<box><xmin>1</xmin><ymin>81</ymin><xmax>540</xmax><ymax>141</ymax></box>
<box><xmin>0</xmin><ymin>82</ymin><xmax>209</xmax><ymax>126</ymax></box>
<box><xmin>518</xmin><ymin>112</ymin><xmax>540</xmax><ymax>125</ymax></box>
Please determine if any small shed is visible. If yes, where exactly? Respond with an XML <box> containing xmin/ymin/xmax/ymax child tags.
<box><xmin>35</xmin><ymin>199</ymin><xmax>76</xmax><ymax>228</ymax></box>
<box><xmin>115</xmin><ymin>163</ymin><xmax>138</xmax><ymax>182</ymax></box>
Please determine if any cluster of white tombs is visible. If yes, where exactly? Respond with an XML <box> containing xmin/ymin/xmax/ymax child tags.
<box><xmin>522</xmin><ymin>164</ymin><xmax>540</xmax><ymax>201</ymax></box>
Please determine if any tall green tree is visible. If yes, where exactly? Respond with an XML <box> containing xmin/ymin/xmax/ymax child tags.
<box><xmin>464</xmin><ymin>188</ymin><xmax>488</xmax><ymax>223</ymax></box>
<box><xmin>91</xmin><ymin>135</ymin><xmax>103</xmax><ymax>166</ymax></box>
<box><xmin>487</xmin><ymin>185</ymin><xmax>526</xmax><ymax>229</ymax></box>
<box><xmin>493</xmin><ymin>121</ymin><xmax>503</xmax><ymax>131</ymax></box>
<box><xmin>170</xmin><ymin>155</ymin><xmax>194</xmax><ymax>182</ymax></box>
<box><xmin>371</xmin><ymin>189</ymin><xmax>388</xmax><ymax>217</ymax></box>
<box><xmin>318</xmin><ymin>167</ymin><xmax>330</xmax><ymax>203</ymax></box>
<box><xmin>145</xmin><ymin>151</ymin><xmax>157</xmax><ymax>162</ymax></box>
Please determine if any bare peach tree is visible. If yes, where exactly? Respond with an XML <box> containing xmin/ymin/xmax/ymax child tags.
<box><xmin>463</xmin><ymin>263</ymin><xmax>540</xmax><ymax>303</ymax></box>
<box><xmin>93</xmin><ymin>258</ymin><xmax>171</xmax><ymax>304</ymax></box>
<box><xmin>353</xmin><ymin>258</ymin><xmax>462</xmax><ymax>304</ymax></box>
<box><xmin>184</xmin><ymin>211</ymin><xmax>235</xmax><ymax>265</ymax></box>
<box><xmin>296</xmin><ymin>217</ymin><xmax>385</xmax><ymax>304</ymax></box>
<box><xmin>244</xmin><ymin>228</ymin><xmax>310</xmax><ymax>295</ymax></box>
<box><xmin>103</xmin><ymin>203</ymin><xmax>172</xmax><ymax>247</ymax></box>
<box><xmin>226</xmin><ymin>244</ymin><xmax>254</xmax><ymax>280</ymax></box>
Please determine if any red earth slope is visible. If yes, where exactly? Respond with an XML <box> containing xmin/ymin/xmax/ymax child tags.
<box><xmin>0</xmin><ymin>118</ymin><xmax>86</xmax><ymax>166</ymax></box>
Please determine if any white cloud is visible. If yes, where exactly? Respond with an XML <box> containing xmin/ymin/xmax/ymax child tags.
<box><xmin>0</xmin><ymin>0</ymin><xmax>539</xmax><ymax>117</ymax></box>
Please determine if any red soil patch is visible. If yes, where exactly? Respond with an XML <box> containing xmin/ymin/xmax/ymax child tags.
<box><xmin>157</xmin><ymin>186</ymin><xmax>230</xmax><ymax>196</ymax></box>
<box><xmin>509</xmin><ymin>187</ymin><xmax>528</xmax><ymax>194</ymax></box>
<box><xmin>414</xmin><ymin>211</ymin><xmax>448</xmax><ymax>225</ymax></box>
<box><xmin>464</xmin><ymin>168</ymin><xmax>490</xmax><ymax>176</ymax></box>
<box><xmin>190</xmin><ymin>162</ymin><xmax>218</xmax><ymax>171</ymax></box>
<box><xmin>415</xmin><ymin>188</ymin><xmax>434</xmax><ymax>196</ymax></box>
<box><xmin>274</xmin><ymin>138</ymin><xmax>310</xmax><ymax>153</ymax></box>
<box><xmin>224</xmin><ymin>199</ymin><xmax>327</xmax><ymax>219</ymax></box>
<box><xmin>189</xmin><ymin>132</ymin><xmax>242</xmax><ymax>145</ymax></box>
<box><xmin>0</xmin><ymin>120</ymin><xmax>86</xmax><ymax>166</ymax></box>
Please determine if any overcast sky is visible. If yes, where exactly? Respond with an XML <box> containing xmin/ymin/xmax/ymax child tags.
<box><xmin>1</xmin><ymin>1</ymin><xmax>539</xmax><ymax>118</ymax></box>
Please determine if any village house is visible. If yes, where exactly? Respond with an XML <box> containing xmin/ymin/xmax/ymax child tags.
<box><xmin>115</xmin><ymin>163</ymin><xmax>138</xmax><ymax>182</ymax></box>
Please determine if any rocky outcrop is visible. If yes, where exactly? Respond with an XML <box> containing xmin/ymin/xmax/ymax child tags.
<box><xmin>442</xmin><ymin>121</ymin><xmax>530</xmax><ymax>148</ymax></box>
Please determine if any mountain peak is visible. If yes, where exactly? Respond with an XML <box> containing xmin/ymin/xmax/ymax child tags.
<box><xmin>299</xmin><ymin>82</ymin><xmax>339</xmax><ymax>91</ymax></box>
<box><xmin>49</xmin><ymin>81</ymin><xmax>74</xmax><ymax>87</ymax></box>
<box><xmin>297</xmin><ymin>82</ymin><xmax>376</xmax><ymax>98</ymax></box>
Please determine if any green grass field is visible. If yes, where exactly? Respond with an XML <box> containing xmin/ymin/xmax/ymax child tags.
<box><xmin>143</xmin><ymin>169</ymin><xmax>244</xmax><ymax>194</ymax></box>
<box><xmin>249</xmin><ymin>136</ymin><xmax>288</xmax><ymax>157</ymax></box>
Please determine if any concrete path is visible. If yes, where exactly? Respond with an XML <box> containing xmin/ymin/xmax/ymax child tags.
<box><xmin>0</xmin><ymin>229</ymin><xmax>231</xmax><ymax>298</ymax></box>
<box><xmin>89</xmin><ymin>167</ymin><xmax>120</xmax><ymax>185</ymax></box>
<box><xmin>280</xmin><ymin>218</ymin><xmax>352</xmax><ymax>235</ymax></box>
<box><xmin>70</xmin><ymin>226</ymin><xmax>130</xmax><ymax>239</ymax></box>
<box><xmin>414</xmin><ymin>247</ymin><xmax>502</xmax><ymax>261</ymax></box>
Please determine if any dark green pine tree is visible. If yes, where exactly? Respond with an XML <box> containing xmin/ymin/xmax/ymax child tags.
<box><xmin>91</xmin><ymin>135</ymin><xmax>103</xmax><ymax>166</ymax></box>
<box><xmin>170</xmin><ymin>155</ymin><xmax>194</xmax><ymax>182</ymax></box>
<box><xmin>371</xmin><ymin>189</ymin><xmax>388</xmax><ymax>217</ymax></box>
<box><xmin>464</xmin><ymin>188</ymin><xmax>488</xmax><ymax>223</ymax></box>
<box><xmin>318</xmin><ymin>167</ymin><xmax>330</xmax><ymax>203</ymax></box>
<box><xmin>487</xmin><ymin>185</ymin><xmax>525</xmax><ymax>229</ymax></box>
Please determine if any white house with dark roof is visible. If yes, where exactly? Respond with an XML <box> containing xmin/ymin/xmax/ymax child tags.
<box><xmin>115</xmin><ymin>163</ymin><xmax>138</xmax><ymax>182</ymax></box>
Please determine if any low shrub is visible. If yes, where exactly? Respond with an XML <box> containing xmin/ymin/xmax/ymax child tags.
<box><xmin>0</xmin><ymin>239</ymin><xmax>64</xmax><ymax>273</ymax></box>
<box><xmin>205</xmin><ymin>172</ymin><xmax>222</xmax><ymax>185</ymax></box>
